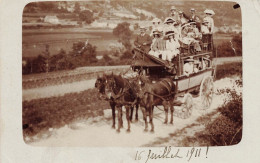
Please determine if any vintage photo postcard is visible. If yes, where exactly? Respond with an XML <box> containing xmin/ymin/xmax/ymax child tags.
<box><xmin>1</xmin><ymin>0</ymin><xmax>260</xmax><ymax>162</ymax></box>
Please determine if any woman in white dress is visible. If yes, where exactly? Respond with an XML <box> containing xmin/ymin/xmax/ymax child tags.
<box><xmin>163</xmin><ymin>31</ymin><xmax>180</xmax><ymax>61</ymax></box>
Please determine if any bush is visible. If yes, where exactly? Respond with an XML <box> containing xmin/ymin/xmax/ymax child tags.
<box><xmin>79</xmin><ymin>10</ymin><xmax>95</xmax><ymax>24</ymax></box>
<box><xmin>203</xmin><ymin>79</ymin><xmax>242</xmax><ymax>146</ymax></box>
<box><xmin>120</xmin><ymin>50</ymin><xmax>133</xmax><ymax>60</ymax></box>
<box><xmin>216</xmin><ymin>62</ymin><xmax>242</xmax><ymax>79</ymax></box>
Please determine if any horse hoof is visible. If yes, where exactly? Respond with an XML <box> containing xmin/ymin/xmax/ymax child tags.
<box><xmin>150</xmin><ymin>130</ymin><xmax>154</xmax><ymax>133</ymax></box>
<box><xmin>116</xmin><ymin>129</ymin><xmax>120</xmax><ymax>133</ymax></box>
<box><xmin>135</xmin><ymin>119</ymin><xmax>138</xmax><ymax>122</ymax></box>
<box><xmin>112</xmin><ymin>126</ymin><xmax>115</xmax><ymax>129</ymax></box>
<box><xmin>163</xmin><ymin>122</ymin><xmax>167</xmax><ymax>124</ymax></box>
<box><xmin>126</xmin><ymin>129</ymin><xmax>130</xmax><ymax>133</ymax></box>
<box><xmin>144</xmin><ymin>129</ymin><xmax>148</xmax><ymax>132</ymax></box>
<box><xmin>170</xmin><ymin>122</ymin><xmax>173</xmax><ymax>125</ymax></box>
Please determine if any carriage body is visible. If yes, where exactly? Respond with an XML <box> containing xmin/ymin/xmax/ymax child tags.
<box><xmin>131</xmin><ymin>37</ymin><xmax>215</xmax><ymax>109</ymax></box>
<box><xmin>132</xmin><ymin>50</ymin><xmax>214</xmax><ymax>94</ymax></box>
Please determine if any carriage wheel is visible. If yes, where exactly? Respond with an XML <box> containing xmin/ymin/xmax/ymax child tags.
<box><xmin>180</xmin><ymin>93</ymin><xmax>193</xmax><ymax>118</ymax></box>
<box><xmin>200</xmin><ymin>76</ymin><xmax>214</xmax><ymax>109</ymax></box>
<box><xmin>183</xmin><ymin>93</ymin><xmax>193</xmax><ymax>111</ymax></box>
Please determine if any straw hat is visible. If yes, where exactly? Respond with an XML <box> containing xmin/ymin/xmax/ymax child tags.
<box><xmin>170</xmin><ymin>6</ymin><xmax>176</xmax><ymax>11</ymax></box>
<box><xmin>204</xmin><ymin>9</ymin><xmax>215</xmax><ymax>15</ymax></box>
<box><xmin>164</xmin><ymin>17</ymin><xmax>175</xmax><ymax>24</ymax></box>
<box><xmin>165</xmin><ymin>31</ymin><xmax>175</xmax><ymax>37</ymax></box>
<box><xmin>139</xmin><ymin>25</ymin><xmax>147</xmax><ymax>30</ymax></box>
<box><xmin>186</xmin><ymin>56</ymin><xmax>194</xmax><ymax>62</ymax></box>
<box><xmin>153</xmin><ymin>29</ymin><xmax>162</xmax><ymax>36</ymax></box>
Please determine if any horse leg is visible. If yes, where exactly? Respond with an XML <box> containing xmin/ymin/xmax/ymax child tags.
<box><xmin>135</xmin><ymin>104</ymin><xmax>139</xmax><ymax>122</ymax></box>
<box><xmin>126</xmin><ymin>106</ymin><xmax>131</xmax><ymax>132</ymax></box>
<box><xmin>110</xmin><ymin>102</ymin><xmax>116</xmax><ymax>129</ymax></box>
<box><xmin>129</xmin><ymin>106</ymin><xmax>134</xmax><ymax>122</ymax></box>
<box><xmin>116</xmin><ymin>106</ymin><xmax>122</xmax><ymax>133</ymax></box>
<box><xmin>170</xmin><ymin>101</ymin><xmax>174</xmax><ymax>124</ymax></box>
<box><xmin>120</xmin><ymin>107</ymin><xmax>123</xmax><ymax>128</ymax></box>
<box><xmin>141</xmin><ymin>107</ymin><xmax>148</xmax><ymax>132</ymax></box>
<box><xmin>150</xmin><ymin>106</ymin><xmax>154</xmax><ymax>133</ymax></box>
<box><xmin>163</xmin><ymin>101</ymin><xmax>168</xmax><ymax>124</ymax></box>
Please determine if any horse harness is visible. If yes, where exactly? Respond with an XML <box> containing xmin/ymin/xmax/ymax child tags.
<box><xmin>111</xmin><ymin>77</ymin><xmax>138</xmax><ymax>107</ymax></box>
<box><xmin>143</xmin><ymin>78</ymin><xmax>175</xmax><ymax>101</ymax></box>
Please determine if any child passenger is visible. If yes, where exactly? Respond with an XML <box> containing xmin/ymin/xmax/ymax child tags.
<box><xmin>149</xmin><ymin>30</ymin><xmax>166</xmax><ymax>58</ymax></box>
<box><xmin>164</xmin><ymin>31</ymin><xmax>180</xmax><ymax>61</ymax></box>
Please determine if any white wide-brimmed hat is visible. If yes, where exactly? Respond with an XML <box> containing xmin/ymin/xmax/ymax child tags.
<box><xmin>139</xmin><ymin>25</ymin><xmax>147</xmax><ymax>30</ymax></box>
<box><xmin>170</xmin><ymin>6</ymin><xmax>176</xmax><ymax>10</ymax></box>
<box><xmin>165</xmin><ymin>30</ymin><xmax>175</xmax><ymax>37</ymax></box>
<box><xmin>204</xmin><ymin>9</ymin><xmax>215</xmax><ymax>15</ymax></box>
<box><xmin>164</xmin><ymin>17</ymin><xmax>175</xmax><ymax>24</ymax></box>
<box><xmin>186</xmin><ymin>56</ymin><xmax>194</xmax><ymax>62</ymax></box>
<box><xmin>190</xmin><ymin>8</ymin><xmax>196</xmax><ymax>11</ymax></box>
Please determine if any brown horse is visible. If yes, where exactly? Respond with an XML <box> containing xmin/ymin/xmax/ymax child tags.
<box><xmin>95</xmin><ymin>74</ymin><xmax>117</xmax><ymax>129</ymax></box>
<box><xmin>104</xmin><ymin>73</ymin><xmax>139</xmax><ymax>132</ymax></box>
<box><xmin>137</xmin><ymin>75</ymin><xmax>176</xmax><ymax>132</ymax></box>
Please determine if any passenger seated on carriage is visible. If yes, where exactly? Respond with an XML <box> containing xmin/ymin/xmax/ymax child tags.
<box><xmin>179</xmin><ymin>11</ymin><xmax>188</xmax><ymax>25</ymax></box>
<box><xmin>183</xmin><ymin>57</ymin><xmax>195</xmax><ymax>76</ymax></box>
<box><xmin>163</xmin><ymin>31</ymin><xmax>180</xmax><ymax>61</ymax></box>
<box><xmin>149</xmin><ymin>30</ymin><xmax>166</xmax><ymax>58</ymax></box>
<box><xmin>163</xmin><ymin>17</ymin><xmax>180</xmax><ymax>40</ymax></box>
<box><xmin>150</xmin><ymin>18</ymin><xmax>163</xmax><ymax>36</ymax></box>
<box><xmin>169</xmin><ymin>6</ymin><xmax>180</xmax><ymax>25</ymax></box>
<box><xmin>180</xmin><ymin>22</ymin><xmax>201</xmax><ymax>53</ymax></box>
<box><xmin>189</xmin><ymin>8</ymin><xmax>201</xmax><ymax>31</ymax></box>
<box><xmin>134</xmin><ymin>25</ymin><xmax>153</xmax><ymax>53</ymax></box>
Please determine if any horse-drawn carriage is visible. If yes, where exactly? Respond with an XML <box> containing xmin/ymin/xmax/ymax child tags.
<box><xmin>131</xmin><ymin>41</ymin><xmax>215</xmax><ymax>110</ymax></box>
<box><xmin>96</xmin><ymin>35</ymin><xmax>215</xmax><ymax>133</ymax></box>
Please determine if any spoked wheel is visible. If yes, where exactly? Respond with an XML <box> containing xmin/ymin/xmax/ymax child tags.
<box><xmin>200</xmin><ymin>76</ymin><xmax>214</xmax><ymax>109</ymax></box>
<box><xmin>177</xmin><ymin>93</ymin><xmax>193</xmax><ymax>119</ymax></box>
<box><xmin>182</xmin><ymin>93</ymin><xmax>193</xmax><ymax>112</ymax></box>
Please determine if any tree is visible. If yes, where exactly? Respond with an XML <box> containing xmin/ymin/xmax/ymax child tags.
<box><xmin>113</xmin><ymin>22</ymin><xmax>133</xmax><ymax>51</ymax></box>
<box><xmin>79</xmin><ymin>10</ymin><xmax>95</xmax><ymax>24</ymax></box>
<box><xmin>69</xmin><ymin>41</ymin><xmax>97</xmax><ymax>67</ymax></box>
<box><xmin>74</xmin><ymin>2</ymin><xmax>80</xmax><ymax>13</ymax></box>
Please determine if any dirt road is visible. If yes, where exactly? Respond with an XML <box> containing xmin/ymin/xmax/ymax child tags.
<box><xmin>26</xmin><ymin>77</ymin><xmax>241</xmax><ymax>147</ymax></box>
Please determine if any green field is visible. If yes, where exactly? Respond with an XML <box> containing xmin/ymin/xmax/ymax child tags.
<box><xmin>22</xmin><ymin>28</ymin><xmax>118</xmax><ymax>58</ymax></box>
<box><xmin>22</xmin><ymin>28</ymin><xmax>232</xmax><ymax>58</ymax></box>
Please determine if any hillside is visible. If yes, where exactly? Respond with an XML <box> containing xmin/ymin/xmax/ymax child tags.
<box><xmin>23</xmin><ymin>1</ymin><xmax>241</xmax><ymax>30</ymax></box>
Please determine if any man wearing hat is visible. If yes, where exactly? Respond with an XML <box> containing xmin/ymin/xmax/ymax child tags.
<box><xmin>188</xmin><ymin>8</ymin><xmax>201</xmax><ymax>31</ymax></box>
<box><xmin>203</xmin><ymin>9</ymin><xmax>215</xmax><ymax>50</ymax></box>
<box><xmin>169</xmin><ymin>6</ymin><xmax>180</xmax><ymax>25</ymax></box>
<box><xmin>183</xmin><ymin>56</ymin><xmax>195</xmax><ymax>76</ymax></box>
<box><xmin>149</xmin><ymin>29</ymin><xmax>166</xmax><ymax>58</ymax></box>
<box><xmin>203</xmin><ymin>9</ymin><xmax>215</xmax><ymax>34</ymax></box>
<box><xmin>134</xmin><ymin>25</ymin><xmax>153</xmax><ymax>53</ymax></box>
<box><xmin>179</xmin><ymin>11</ymin><xmax>188</xmax><ymax>25</ymax></box>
